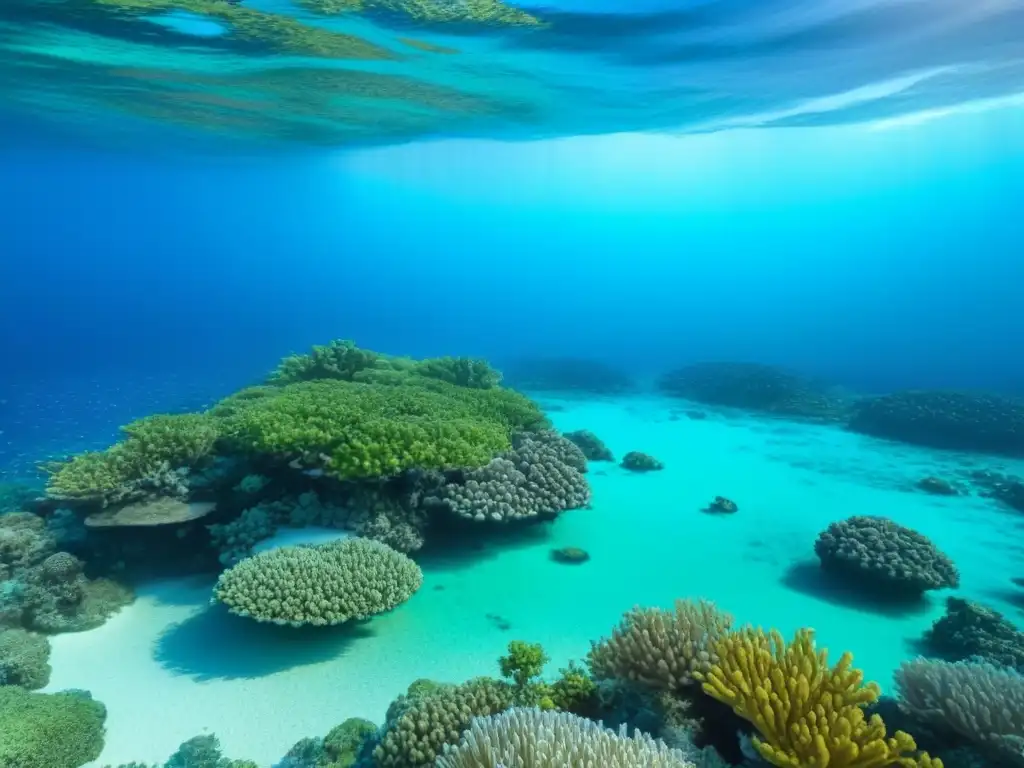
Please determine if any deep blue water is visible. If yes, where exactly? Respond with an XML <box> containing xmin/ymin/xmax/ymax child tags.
<box><xmin>2</xmin><ymin>0</ymin><xmax>1024</xmax><ymax>481</ymax></box>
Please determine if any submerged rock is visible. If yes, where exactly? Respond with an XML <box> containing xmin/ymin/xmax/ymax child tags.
<box><xmin>621</xmin><ymin>452</ymin><xmax>663</xmax><ymax>472</ymax></box>
<box><xmin>550</xmin><ymin>546</ymin><xmax>590</xmax><ymax>564</ymax></box>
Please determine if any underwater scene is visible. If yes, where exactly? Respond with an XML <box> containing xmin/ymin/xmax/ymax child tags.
<box><xmin>3</xmin><ymin>0</ymin><xmax>1024</xmax><ymax>767</ymax></box>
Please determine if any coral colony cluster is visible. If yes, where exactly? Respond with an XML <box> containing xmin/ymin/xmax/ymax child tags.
<box><xmin>2</xmin><ymin>341</ymin><xmax>1024</xmax><ymax>767</ymax></box>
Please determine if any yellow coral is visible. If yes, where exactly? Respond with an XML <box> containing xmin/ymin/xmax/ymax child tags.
<box><xmin>697</xmin><ymin>628</ymin><xmax>941</xmax><ymax>768</ymax></box>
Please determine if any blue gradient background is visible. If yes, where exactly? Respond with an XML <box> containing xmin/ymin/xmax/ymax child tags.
<box><xmin>2</xmin><ymin>106</ymin><xmax>1023</xmax><ymax>472</ymax></box>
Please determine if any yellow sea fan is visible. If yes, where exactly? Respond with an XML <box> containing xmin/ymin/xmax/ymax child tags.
<box><xmin>697</xmin><ymin>627</ymin><xmax>941</xmax><ymax>768</ymax></box>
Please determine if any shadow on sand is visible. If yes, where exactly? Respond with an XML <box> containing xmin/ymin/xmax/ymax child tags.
<box><xmin>154</xmin><ymin>602</ymin><xmax>374</xmax><ymax>681</ymax></box>
<box><xmin>781</xmin><ymin>560</ymin><xmax>934</xmax><ymax>619</ymax></box>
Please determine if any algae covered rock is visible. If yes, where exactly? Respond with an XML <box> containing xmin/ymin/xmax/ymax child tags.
<box><xmin>213</xmin><ymin>537</ymin><xmax>422</xmax><ymax>626</ymax></box>
<box><xmin>0</xmin><ymin>686</ymin><xmax>107</xmax><ymax>768</ymax></box>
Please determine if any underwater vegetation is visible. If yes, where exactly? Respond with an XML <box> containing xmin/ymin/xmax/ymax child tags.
<box><xmin>5</xmin><ymin>342</ymin><xmax>1024</xmax><ymax>766</ymax></box>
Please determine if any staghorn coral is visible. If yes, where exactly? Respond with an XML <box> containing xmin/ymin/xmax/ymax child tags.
<box><xmin>412</xmin><ymin>357</ymin><xmax>502</xmax><ymax>390</ymax></box>
<box><xmin>848</xmin><ymin>390</ymin><xmax>1024</xmax><ymax>455</ymax></box>
<box><xmin>0</xmin><ymin>628</ymin><xmax>51</xmax><ymax>689</ymax></box>
<box><xmin>588</xmin><ymin>599</ymin><xmax>733</xmax><ymax>693</ymax></box>
<box><xmin>213</xmin><ymin>537</ymin><xmax>422</xmax><ymax>627</ymax></box>
<box><xmin>0</xmin><ymin>686</ymin><xmax>107</xmax><ymax>768</ymax></box>
<box><xmin>436</xmin><ymin>707</ymin><xmax>694</xmax><ymax>768</ymax></box>
<box><xmin>814</xmin><ymin>516</ymin><xmax>959</xmax><ymax>596</ymax></box>
<box><xmin>269</xmin><ymin>339</ymin><xmax>386</xmax><ymax>385</ymax></box>
<box><xmin>697</xmin><ymin>627</ymin><xmax>940</xmax><ymax>768</ymax></box>
<box><xmin>922</xmin><ymin>597</ymin><xmax>1024</xmax><ymax>669</ymax></box>
<box><xmin>895</xmin><ymin>658</ymin><xmax>1024</xmax><ymax>767</ymax></box>
<box><xmin>428</xmin><ymin>431</ymin><xmax>589</xmax><ymax>523</ymax></box>
<box><xmin>374</xmin><ymin>677</ymin><xmax>517</xmax><ymax>768</ymax></box>
<box><xmin>43</xmin><ymin>414</ymin><xmax>217</xmax><ymax>504</ymax></box>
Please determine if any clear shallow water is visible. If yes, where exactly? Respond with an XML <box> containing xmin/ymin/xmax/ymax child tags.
<box><xmin>42</xmin><ymin>394</ymin><xmax>1024</xmax><ymax>765</ymax></box>
<box><xmin>1</xmin><ymin>0</ymin><xmax>1021</xmax><ymax>148</ymax></box>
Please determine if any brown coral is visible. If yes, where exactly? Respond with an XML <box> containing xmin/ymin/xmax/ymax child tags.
<box><xmin>587</xmin><ymin>599</ymin><xmax>733</xmax><ymax>692</ymax></box>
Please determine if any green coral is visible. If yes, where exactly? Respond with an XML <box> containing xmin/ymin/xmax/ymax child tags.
<box><xmin>323</xmin><ymin>718</ymin><xmax>377</xmax><ymax>766</ymax></box>
<box><xmin>269</xmin><ymin>340</ymin><xmax>501</xmax><ymax>391</ymax></box>
<box><xmin>499</xmin><ymin>640</ymin><xmax>548</xmax><ymax>689</ymax></box>
<box><xmin>547</xmin><ymin>660</ymin><xmax>597</xmax><ymax>714</ymax></box>
<box><xmin>217</xmin><ymin>379</ymin><xmax>544</xmax><ymax>480</ymax></box>
<box><xmin>213</xmin><ymin>537</ymin><xmax>423</xmax><ymax>627</ymax></box>
<box><xmin>270</xmin><ymin>339</ymin><xmax>386</xmax><ymax>385</ymax></box>
<box><xmin>0</xmin><ymin>686</ymin><xmax>107</xmax><ymax>768</ymax></box>
<box><xmin>43</xmin><ymin>413</ymin><xmax>218</xmax><ymax>502</ymax></box>
<box><xmin>373</xmin><ymin>677</ymin><xmax>517</xmax><ymax>768</ymax></box>
<box><xmin>413</xmin><ymin>357</ymin><xmax>502</xmax><ymax>389</ymax></box>
<box><xmin>0</xmin><ymin>629</ymin><xmax>51</xmax><ymax>690</ymax></box>
<box><xmin>164</xmin><ymin>734</ymin><xmax>256</xmax><ymax>768</ymax></box>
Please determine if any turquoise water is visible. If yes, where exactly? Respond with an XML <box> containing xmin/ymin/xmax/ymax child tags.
<box><xmin>26</xmin><ymin>387</ymin><xmax>1024</xmax><ymax>766</ymax></box>
<box><xmin>2</xmin><ymin>1</ymin><xmax>1024</xmax><ymax>766</ymax></box>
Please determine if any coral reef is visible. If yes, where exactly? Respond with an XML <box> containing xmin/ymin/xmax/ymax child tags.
<box><xmin>813</xmin><ymin>516</ymin><xmax>959</xmax><ymax>596</ymax></box>
<box><xmin>697</xmin><ymin>627</ymin><xmax>940</xmax><ymax>767</ymax></box>
<box><xmin>212</xmin><ymin>537</ymin><xmax>422</xmax><ymax>626</ymax></box>
<box><xmin>588</xmin><ymin>600</ymin><xmax>733</xmax><ymax>693</ymax></box>
<box><xmin>43</xmin><ymin>413</ymin><xmax>218</xmax><ymax>504</ymax></box>
<box><xmin>847</xmin><ymin>390</ymin><xmax>1024</xmax><ymax>455</ymax></box>
<box><xmin>502</xmin><ymin>358</ymin><xmax>636</xmax><ymax>396</ymax></box>
<box><xmin>207</xmin><ymin>504</ymin><xmax>278</xmax><ymax>566</ymax></box>
<box><xmin>436</xmin><ymin>707</ymin><xmax>694</xmax><ymax>768</ymax></box>
<box><xmin>564</xmin><ymin>430</ymin><xmax>614</xmax><ymax>462</ymax></box>
<box><xmin>621</xmin><ymin>451</ymin><xmax>663</xmax><ymax>472</ymax></box>
<box><xmin>922</xmin><ymin>597</ymin><xmax>1024</xmax><ymax>669</ymax></box>
<box><xmin>373</xmin><ymin>676</ymin><xmax>518</xmax><ymax>768</ymax></box>
<box><xmin>280</xmin><ymin>717</ymin><xmax>377</xmax><ymax>768</ymax></box>
<box><xmin>218</xmin><ymin>379</ymin><xmax>545</xmax><ymax>480</ymax></box>
<box><xmin>295</xmin><ymin>0</ymin><xmax>542</xmax><ymax>27</ymax></box>
<box><xmin>0</xmin><ymin>628</ymin><xmax>51</xmax><ymax>690</ymax></box>
<box><xmin>427</xmin><ymin>431</ymin><xmax>590</xmax><ymax>523</ymax></box>
<box><xmin>657</xmin><ymin>362</ymin><xmax>849</xmax><ymax>422</ymax></box>
<box><xmin>0</xmin><ymin>686</ymin><xmax>107</xmax><ymax>768</ymax></box>
<box><xmin>0</xmin><ymin>511</ymin><xmax>133</xmax><ymax>634</ymax></box>
<box><xmin>895</xmin><ymin>658</ymin><xmax>1024</xmax><ymax>767</ymax></box>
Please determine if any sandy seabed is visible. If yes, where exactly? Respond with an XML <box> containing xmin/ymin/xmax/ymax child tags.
<box><xmin>46</xmin><ymin>394</ymin><xmax>1024</xmax><ymax>767</ymax></box>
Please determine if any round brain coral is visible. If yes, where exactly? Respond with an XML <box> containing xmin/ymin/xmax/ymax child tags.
<box><xmin>814</xmin><ymin>515</ymin><xmax>959</xmax><ymax>595</ymax></box>
<box><xmin>213</xmin><ymin>537</ymin><xmax>423</xmax><ymax>627</ymax></box>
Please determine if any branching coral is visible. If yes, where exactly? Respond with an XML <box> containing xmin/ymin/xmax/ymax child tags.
<box><xmin>428</xmin><ymin>431</ymin><xmax>589</xmax><ymax>522</ymax></box>
<box><xmin>436</xmin><ymin>707</ymin><xmax>694</xmax><ymax>768</ymax></box>
<box><xmin>697</xmin><ymin>627</ymin><xmax>940</xmax><ymax>768</ymax></box>
<box><xmin>217</xmin><ymin>379</ymin><xmax>545</xmax><ymax>480</ymax></box>
<box><xmin>588</xmin><ymin>599</ymin><xmax>733</xmax><ymax>693</ymax></box>
<box><xmin>374</xmin><ymin>677</ymin><xmax>517</xmax><ymax>768</ymax></box>
<box><xmin>43</xmin><ymin>413</ymin><xmax>218</xmax><ymax>504</ymax></box>
<box><xmin>213</xmin><ymin>537</ymin><xmax>422</xmax><ymax>627</ymax></box>
<box><xmin>0</xmin><ymin>686</ymin><xmax>107</xmax><ymax>768</ymax></box>
<box><xmin>0</xmin><ymin>628</ymin><xmax>51</xmax><ymax>690</ymax></box>
<box><xmin>895</xmin><ymin>658</ymin><xmax>1024</xmax><ymax>767</ymax></box>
